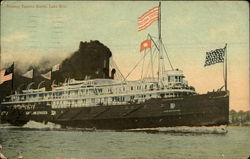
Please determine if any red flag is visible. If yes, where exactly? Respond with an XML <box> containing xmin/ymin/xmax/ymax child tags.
<box><xmin>140</xmin><ymin>39</ymin><xmax>152</xmax><ymax>52</ymax></box>
<box><xmin>138</xmin><ymin>6</ymin><xmax>159</xmax><ymax>31</ymax></box>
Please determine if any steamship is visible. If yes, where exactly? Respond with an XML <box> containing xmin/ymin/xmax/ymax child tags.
<box><xmin>0</xmin><ymin>3</ymin><xmax>229</xmax><ymax>129</ymax></box>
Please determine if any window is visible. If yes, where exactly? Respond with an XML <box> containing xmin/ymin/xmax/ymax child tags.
<box><xmin>171</xmin><ymin>76</ymin><xmax>175</xmax><ymax>82</ymax></box>
<box><xmin>170</xmin><ymin>103</ymin><xmax>175</xmax><ymax>109</ymax></box>
<box><xmin>104</xmin><ymin>59</ymin><xmax>107</xmax><ymax>68</ymax></box>
<box><xmin>150</xmin><ymin>84</ymin><xmax>153</xmax><ymax>89</ymax></box>
<box><xmin>99</xmin><ymin>89</ymin><xmax>102</xmax><ymax>93</ymax></box>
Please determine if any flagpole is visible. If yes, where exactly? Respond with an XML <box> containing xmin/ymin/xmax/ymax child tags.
<box><xmin>50</xmin><ymin>68</ymin><xmax>53</xmax><ymax>89</ymax></box>
<box><xmin>11</xmin><ymin>62</ymin><xmax>15</xmax><ymax>93</ymax></box>
<box><xmin>157</xmin><ymin>2</ymin><xmax>162</xmax><ymax>84</ymax></box>
<box><xmin>32</xmin><ymin>68</ymin><xmax>34</xmax><ymax>84</ymax></box>
<box><xmin>158</xmin><ymin>2</ymin><xmax>161</xmax><ymax>41</ymax></box>
<box><xmin>225</xmin><ymin>43</ymin><xmax>227</xmax><ymax>91</ymax></box>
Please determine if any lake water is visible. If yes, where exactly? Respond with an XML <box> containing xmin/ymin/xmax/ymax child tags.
<box><xmin>0</xmin><ymin>122</ymin><xmax>249</xmax><ymax>159</ymax></box>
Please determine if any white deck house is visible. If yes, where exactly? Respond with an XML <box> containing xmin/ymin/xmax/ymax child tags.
<box><xmin>3</xmin><ymin>69</ymin><xmax>196</xmax><ymax>109</ymax></box>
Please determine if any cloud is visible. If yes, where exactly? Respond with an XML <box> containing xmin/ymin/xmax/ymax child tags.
<box><xmin>1</xmin><ymin>45</ymin><xmax>71</xmax><ymax>72</ymax></box>
<box><xmin>1</xmin><ymin>32</ymin><xmax>30</xmax><ymax>42</ymax></box>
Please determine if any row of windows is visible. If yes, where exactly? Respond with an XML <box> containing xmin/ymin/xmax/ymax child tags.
<box><xmin>167</xmin><ymin>76</ymin><xmax>183</xmax><ymax>83</ymax></box>
<box><xmin>17</xmin><ymin>90</ymin><xmax>192</xmax><ymax>102</ymax></box>
<box><xmin>16</xmin><ymin>84</ymin><xmax>161</xmax><ymax>101</ymax></box>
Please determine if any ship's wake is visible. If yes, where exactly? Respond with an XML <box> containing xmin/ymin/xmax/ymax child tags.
<box><xmin>22</xmin><ymin>121</ymin><xmax>62</xmax><ymax>130</ymax></box>
<box><xmin>0</xmin><ymin>121</ymin><xmax>62</xmax><ymax>131</ymax></box>
<box><xmin>0</xmin><ymin>121</ymin><xmax>228</xmax><ymax>134</ymax></box>
<box><xmin>0</xmin><ymin>121</ymin><xmax>103</xmax><ymax>132</ymax></box>
<box><xmin>126</xmin><ymin>125</ymin><xmax>228</xmax><ymax>134</ymax></box>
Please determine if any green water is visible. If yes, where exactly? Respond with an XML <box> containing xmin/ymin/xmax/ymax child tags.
<box><xmin>0</xmin><ymin>124</ymin><xmax>249</xmax><ymax>159</ymax></box>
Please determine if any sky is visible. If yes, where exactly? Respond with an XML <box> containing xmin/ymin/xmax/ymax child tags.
<box><xmin>1</xmin><ymin>1</ymin><xmax>249</xmax><ymax>111</ymax></box>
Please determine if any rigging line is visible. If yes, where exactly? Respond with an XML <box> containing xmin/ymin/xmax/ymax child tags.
<box><xmin>157</xmin><ymin>40</ymin><xmax>161</xmax><ymax>82</ymax></box>
<box><xmin>148</xmin><ymin>34</ymin><xmax>160</xmax><ymax>51</ymax></box>
<box><xmin>124</xmin><ymin>51</ymin><xmax>149</xmax><ymax>81</ymax></box>
<box><xmin>144</xmin><ymin>45</ymin><xmax>157</xmax><ymax>78</ymax></box>
<box><xmin>117</xmin><ymin>68</ymin><xmax>124</xmax><ymax>80</ymax></box>
<box><xmin>144</xmin><ymin>50</ymin><xmax>152</xmax><ymax>78</ymax></box>
<box><xmin>149</xmin><ymin>35</ymin><xmax>158</xmax><ymax>39</ymax></box>
<box><xmin>161</xmin><ymin>43</ymin><xmax>166</xmax><ymax>74</ymax></box>
<box><xmin>140</xmin><ymin>50</ymin><xmax>146</xmax><ymax>80</ymax></box>
<box><xmin>153</xmin><ymin>47</ymin><xmax>158</xmax><ymax>77</ymax></box>
<box><xmin>113</xmin><ymin>59</ymin><xmax>125</xmax><ymax>80</ymax></box>
<box><xmin>147</xmin><ymin>33</ymin><xmax>158</xmax><ymax>39</ymax></box>
<box><xmin>148</xmin><ymin>46</ymin><xmax>158</xmax><ymax>78</ymax></box>
<box><xmin>152</xmin><ymin>46</ymin><xmax>158</xmax><ymax>74</ymax></box>
<box><xmin>162</xmin><ymin>41</ymin><xmax>174</xmax><ymax>70</ymax></box>
<box><xmin>150</xmin><ymin>48</ymin><xmax>154</xmax><ymax>78</ymax></box>
<box><xmin>145</xmin><ymin>48</ymin><xmax>152</xmax><ymax>77</ymax></box>
<box><xmin>147</xmin><ymin>46</ymin><xmax>157</xmax><ymax>78</ymax></box>
<box><xmin>160</xmin><ymin>40</ymin><xmax>166</xmax><ymax>75</ymax></box>
<box><xmin>111</xmin><ymin>62</ymin><xmax>122</xmax><ymax>80</ymax></box>
<box><xmin>162</xmin><ymin>57</ymin><xmax>165</xmax><ymax>74</ymax></box>
<box><xmin>110</xmin><ymin>57</ymin><xmax>126</xmax><ymax>81</ymax></box>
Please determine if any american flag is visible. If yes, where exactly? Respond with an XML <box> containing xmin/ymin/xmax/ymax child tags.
<box><xmin>0</xmin><ymin>69</ymin><xmax>13</xmax><ymax>84</ymax></box>
<box><xmin>204</xmin><ymin>48</ymin><xmax>225</xmax><ymax>67</ymax></box>
<box><xmin>138</xmin><ymin>6</ymin><xmax>159</xmax><ymax>31</ymax></box>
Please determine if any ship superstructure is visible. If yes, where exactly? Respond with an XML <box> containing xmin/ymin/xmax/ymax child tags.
<box><xmin>2</xmin><ymin>69</ymin><xmax>195</xmax><ymax>109</ymax></box>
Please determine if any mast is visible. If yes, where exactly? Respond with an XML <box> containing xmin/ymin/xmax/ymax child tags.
<box><xmin>158</xmin><ymin>2</ymin><xmax>161</xmax><ymax>41</ymax></box>
<box><xmin>11</xmin><ymin>62</ymin><xmax>15</xmax><ymax>93</ymax></box>
<box><xmin>50</xmin><ymin>68</ymin><xmax>53</xmax><ymax>89</ymax></box>
<box><xmin>157</xmin><ymin>2</ymin><xmax>163</xmax><ymax>84</ymax></box>
<box><xmin>225</xmin><ymin>43</ymin><xmax>227</xmax><ymax>91</ymax></box>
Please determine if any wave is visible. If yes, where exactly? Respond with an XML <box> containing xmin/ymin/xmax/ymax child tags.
<box><xmin>0</xmin><ymin>121</ymin><xmax>62</xmax><ymax>131</ymax></box>
<box><xmin>0</xmin><ymin>121</ymin><xmax>228</xmax><ymax>134</ymax></box>
<box><xmin>0</xmin><ymin>121</ymin><xmax>104</xmax><ymax>132</ymax></box>
<box><xmin>126</xmin><ymin>125</ymin><xmax>228</xmax><ymax>134</ymax></box>
<box><xmin>22</xmin><ymin>121</ymin><xmax>62</xmax><ymax>129</ymax></box>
